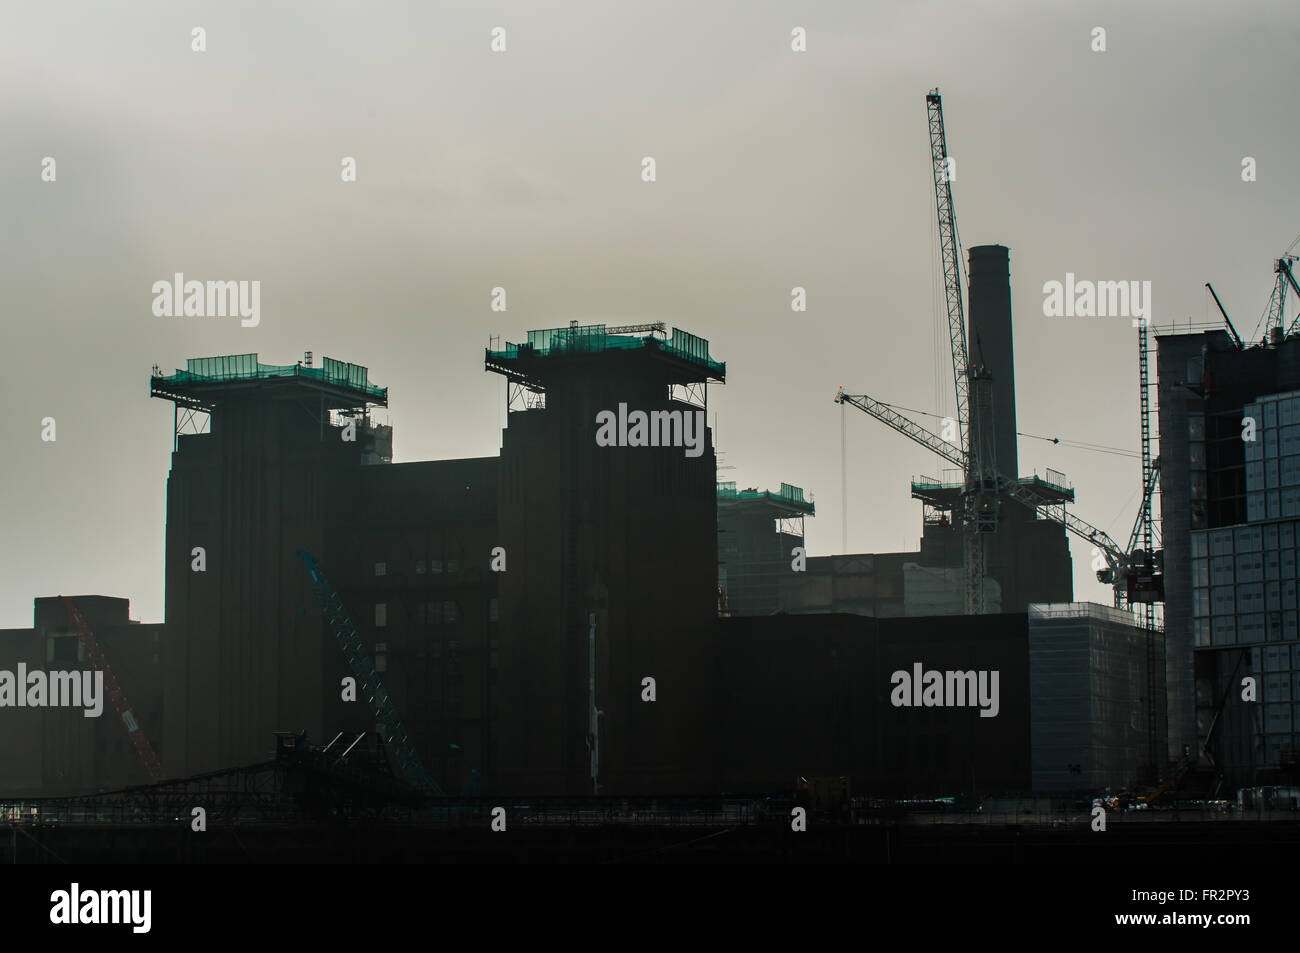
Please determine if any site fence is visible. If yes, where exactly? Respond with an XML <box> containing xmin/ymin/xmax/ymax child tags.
<box><xmin>4</xmin><ymin>796</ymin><xmax>1292</xmax><ymax>829</ymax></box>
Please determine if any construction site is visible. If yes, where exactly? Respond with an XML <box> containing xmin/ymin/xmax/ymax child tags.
<box><xmin>4</xmin><ymin>89</ymin><xmax>1300</xmax><ymax>864</ymax></box>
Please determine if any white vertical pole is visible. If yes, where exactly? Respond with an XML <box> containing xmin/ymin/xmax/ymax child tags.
<box><xmin>589</xmin><ymin>611</ymin><xmax>599</xmax><ymax>795</ymax></box>
<box><xmin>841</xmin><ymin>399</ymin><xmax>848</xmax><ymax>552</ymax></box>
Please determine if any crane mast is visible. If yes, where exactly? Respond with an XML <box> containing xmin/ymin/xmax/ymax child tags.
<box><xmin>1263</xmin><ymin>257</ymin><xmax>1294</xmax><ymax>340</ymax></box>
<box><xmin>1135</xmin><ymin>316</ymin><xmax>1164</xmax><ymax>779</ymax></box>
<box><xmin>1277</xmin><ymin>257</ymin><xmax>1300</xmax><ymax>337</ymax></box>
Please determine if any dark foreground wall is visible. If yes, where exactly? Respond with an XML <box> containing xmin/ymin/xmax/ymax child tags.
<box><xmin>0</xmin><ymin>597</ymin><xmax>163</xmax><ymax>797</ymax></box>
<box><xmin>718</xmin><ymin>612</ymin><xmax>1030</xmax><ymax>796</ymax></box>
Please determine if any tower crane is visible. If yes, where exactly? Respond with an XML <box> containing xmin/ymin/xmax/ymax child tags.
<box><xmin>925</xmin><ymin>88</ymin><xmax>998</xmax><ymax>614</ymax></box>
<box><xmin>838</xmin><ymin>303</ymin><xmax>1165</xmax><ymax>612</ymax></box>
<box><xmin>840</xmin><ymin>88</ymin><xmax>1166</xmax><ymax>615</ymax></box>
<box><xmin>1131</xmin><ymin>315</ymin><xmax>1165</xmax><ymax>780</ymax></box>
<box><xmin>1251</xmin><ymin>232</ymin><xmax>1300</xmax><ymax>343</ymax></box>
<box><xmin>834</xmin><ymin>389</ymin><xmax>1131</xmax><ymax>588</ymax></box>
<box><xmin>1277</xmin><ymin>257</ymin><xmax>1300</xmax><ymax>337</ymax></box>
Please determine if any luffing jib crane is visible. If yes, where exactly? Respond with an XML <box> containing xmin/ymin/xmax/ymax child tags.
<box><xmin>1205</xmin><ymin>282</ymin><xmax>1243</xmax><ymax>350</ymax></box>
<box><xmin>297</xmin><ymin>550</ymin><xmax>442</xmax><ymax>795</ymax></box>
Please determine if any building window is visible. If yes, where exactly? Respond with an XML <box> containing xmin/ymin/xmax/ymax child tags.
<box><xmin>1192</xmin><ymin>558</ymin><xmax>1208</xmax><ymax>588</ymax></box>
<box><xmin>375</xmin><ymin>561</ymin><xmax>387</xmax><ymax>576</ymax></box>
<box><xmin>447</xmin><ymin>558</ymin><xmax>459</xmax><ymax>574</ymax></box>
<box><xmin>416</xmin><ymin>560</ymin><xmax>426</xmax><ymax>575</ymax></box>
<box><xmin>375</xmin><ymin>603</ymin><xmax>387</xmax><ymax>627</ymax></box>
<box><xmin>489</xmin><ymin>597</ymin><xmax>499</xmax><ymax>623</ymax></box>
<box><xmin>431</xmin><ymin>560</ymin><xmax>443</xmax><ymax>574</ymax></box>
<box><xmin>443</xmin><ymin>600</ymin><xmax>460</xmax><ymax>625</ymax></box>
<box><xmin>1193</xmin><ymin>619</ymin><xmax>1209</xmax><ymax>648</ymax></box>
<box><xmin>46</xmin><ymin>635</ymin><xmax>80</xmax><ymax>666</ymax></box>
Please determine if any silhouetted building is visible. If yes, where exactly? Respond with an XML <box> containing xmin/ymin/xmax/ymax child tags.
<box><xmin>1159</xmin><ymin>328</ymin><xmax>1300</xmax><ymax>786</ymax></box>
<box><xmin>719</xmin><ymin>610</ymin><xmax>1031</xmax><ymax>794</ymax></box>
<box><xmin>1028</xmin><ymin>603</ymin><xmax>1166</xmax><ymax>793</ymax></box>
<box><xmin>0</xmin><ymin>597</ymin><xmax>162</xmax><ymax>796</ymax></box>
<box><xmin>717</xmin><ymin>482</ymin><xmax>814</xmax><ymax>615</ymax></box>
<box><xmin>486</xmin><ymin>324</ymin><xmax>724</xmax><ymax>794</ymax></box>
<box><xmin>1</xmin><ymin>317</ymin><xmax>1150</xmax><ymax>801</ymax></box>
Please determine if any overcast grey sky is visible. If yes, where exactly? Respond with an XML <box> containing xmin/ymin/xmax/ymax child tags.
<box><xmin>2</xmin><ymin>0</ymin><xmax>1297</xmax><ymax>626</ymax></box>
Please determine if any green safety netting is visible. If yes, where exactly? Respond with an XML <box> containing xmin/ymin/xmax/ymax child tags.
<box><xmin>716</xmin><ymin>481</ymin><xmax>814</xmax><ymax>509</ymax></box>
<box><xmin>163</xmin><ymin>353</ymin><xmax>386</xmax><ymax>401</ymax></box>
<box><xmin>488</xmin><ymin>325</ymin><xmax>725</xmax><ymax>377</ymax></box>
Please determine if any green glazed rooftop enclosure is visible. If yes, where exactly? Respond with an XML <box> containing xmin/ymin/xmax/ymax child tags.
<box><xmin>717</xmin><ymin>482</ymin><xmax>816</xmax><ymax>515</ymax></box>
<box><xmin>485</xmin><ymin>324</ymin><xmax>726</xmax><ymax>383</ymax></box>
<box><xmin>150</xmin><ymin>353</ymin><xmax>388</xmax><ymax>411</ymax></box>
<box><xmin>910</xmin><ymin>471</ymin><xmax>1075</xmax><ymax>512</ymax></box>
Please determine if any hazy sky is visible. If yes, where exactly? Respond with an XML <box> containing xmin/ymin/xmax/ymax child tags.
<box><xmin>2</xmin><ymin>0</ymin><xmax>1297</xmax><ymax>627</ymax></box>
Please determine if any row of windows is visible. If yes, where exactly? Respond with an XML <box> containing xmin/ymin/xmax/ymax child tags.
<box><xmin>375</xmin><ymin>559</ymin><xmax>463</xmax><ymax>577</ymax></box>
<box><xmin>414</xmin><ymin>601</ymin><xmax>461</xmax><ymax>625</ymax></box>
<box><xmin>1244</xmin><ymin>394</ymin><xmax>1300</xmax><ymax>430</ymax></box>
<box><xmin>373</xmin><ymin>599</ymin><xmax>499</xmax><ymax>627</ymax></box>
<box><xmin>1194</xmin><ymin>613</ymin><xmax>1293</xmax><ymax>647</ymax></box>
<box><xmin>1245</xmin><ymin>456</ymin><xmax>1300</xmax><ymax>491</ymax></box>
<box><xmin>1247</xmin><ymin>490</ymin><xmax>1300</xmax><ymax>522</ymax></box>
<box><xmin>1194</xmin><ymin>578</ymin><xmax>1300</xmax><ymax>614</ymax></box>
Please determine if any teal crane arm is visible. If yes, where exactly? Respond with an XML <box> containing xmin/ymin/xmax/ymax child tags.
<box><xmin>296</xmin><ymin>549</ymin><xmax>442</xmax><ymax>795</ymax></box>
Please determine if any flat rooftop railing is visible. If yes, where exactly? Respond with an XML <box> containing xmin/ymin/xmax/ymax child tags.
<box><xmin>1028</xmin><ymin>602</ymin><xmax>1148</xmax><ymax>627</ymax></box>
<box><xmin>487</xmin><ymin>325</ymin><xmax>725</xmax><ymax>378</ymax></box>
<box><xmin>717</xmin><ymin>481</ymin><xmax>815</xmax><ymax>512</ymax></box>
<box><xmin>154</xmin><ymin>353</ymin><xmax>387</xmax><ymax>402</ymax></box>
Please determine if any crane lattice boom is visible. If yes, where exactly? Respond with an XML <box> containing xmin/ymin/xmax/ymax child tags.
<box><xmin>297</xmin><ymin>550</ymin><xmax>442</xmax><ymax>795</ymax></box>
<box><xmin>835</xmin><ymin>390</ymin><xmax>1127</xmax><ymax>568</ymax></box>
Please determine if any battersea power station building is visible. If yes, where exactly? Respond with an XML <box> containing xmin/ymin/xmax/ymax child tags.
<box><xmin>0</xmin><ymin>323</ymin><xmax>1159</xmax><ymax>800</ymax></box>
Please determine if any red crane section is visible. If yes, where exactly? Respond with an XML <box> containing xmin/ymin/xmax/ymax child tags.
<box><xmin>59</xmin><ymin>595</ymin><xmax>165</xmax><ymax>784</ymax></box>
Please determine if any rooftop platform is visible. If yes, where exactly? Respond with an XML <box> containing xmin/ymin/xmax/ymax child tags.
<box><xmin>150</xmin><ymin>354</ymin><xmax>387</xmax><ymax>411</ymax></box>
<box><xmin>485</xmin><ymin>324</ymin><xmax>725</xmax><ymax>388</ymax></box>
<box><xmin>717</xmin><ymin>482</ymin><xmax>816</xmax><ymax>518</ymax></box>
<box><xmin>911</xmin><ymin>472</ymin><xmax>1075</xmax><ymax>512</ymax></box>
